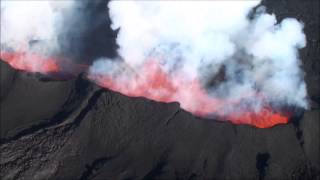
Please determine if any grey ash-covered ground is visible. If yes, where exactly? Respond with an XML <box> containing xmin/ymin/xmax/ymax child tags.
<box><xmin>0</xmin><ymin>0</ymin><xmax>319</xmax><ymax>179</ymax></box>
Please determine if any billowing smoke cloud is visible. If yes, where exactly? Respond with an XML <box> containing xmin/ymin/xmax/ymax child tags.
<box><xmin>88</xmin><ymin>0</ymin><xmax>308</xmax><ymax>127</ymax></box>
<box><xmin>1</xmin><ymin>1</ymin><xmax>75</xmax><ymax>53</ymax></box>
<box><xmin>0</xmin><ymin>1</ymin><xmax>78</xmax><ymax>73</ymax></box>
<box><xmin>0</xmin><ymin>0</ymin><xmax>117</xmax><ymax>74</ymax></box>
<box><xmin>0</xmin><ymin>0</ymin><xmax>308</xmax><ymax>128</ymax></box>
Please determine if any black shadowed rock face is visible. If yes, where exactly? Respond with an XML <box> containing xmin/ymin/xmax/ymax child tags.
<box><xmin>1</xmin><ymin>0</ymin><xmax>319</xmax><ymax>179</ymax></box>
<box><xmin>256</xmin><ymin>153</ymin><xmax>270</xmax><ymax>180</ymax></box>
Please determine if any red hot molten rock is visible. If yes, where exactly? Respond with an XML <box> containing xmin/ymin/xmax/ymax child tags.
<box><xmin>0</xmin><ymin>1</ymin><xmax>308</xmax><ymax>128</ymax></box>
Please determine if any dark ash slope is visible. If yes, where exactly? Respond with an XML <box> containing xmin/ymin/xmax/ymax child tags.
<box><xmin>1</xmin><ymin>0</ymin><xmax>319</xmax><ymax>179</ymax></box>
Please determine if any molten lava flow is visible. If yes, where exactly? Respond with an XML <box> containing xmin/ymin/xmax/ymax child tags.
<box><xmin>0</xmin><ymin>50</ymin><xmax>290</xmax><ymax>128</ymax></box>
<box><xmin>0</xmin><ymin>51</ymin><xmax>60</xmax><ymax>73</ymax></box>
<box><xmin>0</xmin><ymin>51</ymin><xmax>89</xmax><ymax>78</ymax></box>
<box><xmin>224</xmin><ymin>107</ymin><xmax>290</xmax><ymax>128</ymax></box>
<box><xmin>89</xmin><ymin>61</ymin><xmax>290</xmax><ymax>128</ymax></box>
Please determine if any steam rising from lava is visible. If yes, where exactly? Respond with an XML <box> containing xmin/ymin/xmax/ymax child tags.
<box><xmin>0</xmin><ymin>1</ymin><xmax>75</xmax><ymax>73</ymax></box>
<box><xmin>88</xmin><ymin>0</ymin><xmax>308</xmax><ymax>127</ymax></box>
<box><xmin>0</xmin><ymin>1</ymin><xmax>308</xmax><ymax>128</ymax></box>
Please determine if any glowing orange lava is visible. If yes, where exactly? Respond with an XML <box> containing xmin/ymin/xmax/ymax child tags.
<box><xmin>0</xmin><ymin>51</ymin><xmax>290</xmax><ymax>128</ymax></box>
<box><xmin>0</xmin><ymin>51</ymin><xmax>89</xmax><ymax>78</ymax></box>
<box><xmin>0</xmin><ymin>51</ymin><xmax>60</xmax><ymax>73</ymax></box>
<box><xmin>89</xmin><ymin>61</ymin><xmax>290</xmax><ymax>128</ymax></box>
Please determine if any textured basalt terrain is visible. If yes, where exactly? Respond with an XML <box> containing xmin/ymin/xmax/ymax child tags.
<box><xmin>0</xmin><ymin>0</ymin><xmax>319</xmax><ymax>179</ymax></box>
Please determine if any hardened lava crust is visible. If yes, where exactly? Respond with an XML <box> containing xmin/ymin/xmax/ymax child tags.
<box><xmin>0</xmin><ymin>0</ymin><xmax>319</xmax><ymax>179</ymax></box>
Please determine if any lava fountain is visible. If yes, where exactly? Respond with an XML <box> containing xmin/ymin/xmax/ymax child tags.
<box><xmin>1</xmin><ymin>0</ymin><xmax>307</xmax><ymax>128</ymax></box>
<box><xmin>88</xmin><ymin>60</ymin><xmax>290</xmax><ymax>128</ymax></box>
<box><xmin>0</xmin><ymin>51</ymin><xmax>60</xmax><ymax>74</ymax></box>
<box><xmin>0</xmin><ymin>50</ymin><xmax>291</xmax><ymax>128</ymax></box>
<box><xmin>87</xmin><ymin>0</ymin><xmax>307</xmax><ymax>128</ymax></box>
<box><xmin>0</xmin><ymin>50</ymin><xmax>88</xmax><ymax>79</ymax></box>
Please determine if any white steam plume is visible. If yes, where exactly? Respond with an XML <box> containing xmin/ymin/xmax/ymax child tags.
<box><xmin>0</xmin><ymin>1</ymin><xmax>75</xmax><ymax>56</ymax></box>
<box><xmin>89</xmin><ymin>0</ymin><xmax>308</xmax><ymax>113</ymax></box>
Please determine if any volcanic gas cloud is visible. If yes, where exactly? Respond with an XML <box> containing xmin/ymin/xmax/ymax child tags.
<box><xmin>1</xmin><ymin>1</ymin><xmax>308</xmax><ymax>128</ymax></box>
<box><xmin>0</xmin><ymin>1</ymin><xmax>88</xmax><ymax>77</ymax></box>
<box><xmin>0</xmin><ymin>1</ymin><xmax>70</xmax><ymax>73</ymax></box>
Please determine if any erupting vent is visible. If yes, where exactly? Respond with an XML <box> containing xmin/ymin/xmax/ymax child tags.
<box><xmin>0</xmin><ymin>0</ymin><xmax>308</xmax><ymax>128</ymax></box>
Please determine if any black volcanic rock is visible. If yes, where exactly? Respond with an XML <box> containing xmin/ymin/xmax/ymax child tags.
<box><xmin>0</xmin><ymin>62</ymin><xmax>318</xmax><ymax>179</ymax></box>
<box><xmin>261</xmin><ymin>0</ymin><xmax>320</xmax><ymax>176</ymax></box>
<box><xmin>1</xmin><ymin>0</ymin><xmax>319</xmax><ymax>179</ymax></box>
<box><xmin>0</xmin><ymin>61</ymin><xmax>94</xmax><ymax>141</ymax></box>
